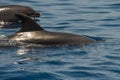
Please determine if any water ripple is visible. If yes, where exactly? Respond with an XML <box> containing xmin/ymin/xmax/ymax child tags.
<box><xmin>56</xmin><ymin>71</ymin><xmax>106</xmax><ymax>78</ymax></box>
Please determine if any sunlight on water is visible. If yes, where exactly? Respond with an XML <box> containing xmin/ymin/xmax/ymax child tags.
<box><xmin>17</xmin><ymin>48</ymin><xmax>28</xmax><ymax>55</ymax></box>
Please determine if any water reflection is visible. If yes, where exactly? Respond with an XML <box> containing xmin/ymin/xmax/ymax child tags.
<box><xmin>17</xmin><ymin>48</ymin><xmax>28</xmax><ymax>55</ymax></box>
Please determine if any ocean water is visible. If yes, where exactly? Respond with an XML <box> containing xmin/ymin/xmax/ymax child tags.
<box><xmin>0</xmin><ymin>0</ymin><xmax>120</xmax><ymax>80</ymax></box>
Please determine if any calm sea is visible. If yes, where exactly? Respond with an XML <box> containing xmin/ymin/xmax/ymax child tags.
<box><xmin>0</xmin><ymin>0</ymin><xmax>120</xmax><ymax>80</ymax></box>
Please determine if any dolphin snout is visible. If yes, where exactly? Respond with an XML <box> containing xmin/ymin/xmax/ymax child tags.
<box><xmin>30</xmin><ymin>12</ymin><xmax>40</xmax><ymax>17</ymax></box>
<box><xmin>33</xmin><ymin>12</ymin><xmax>40</xmax><ymax>17</ymax></box>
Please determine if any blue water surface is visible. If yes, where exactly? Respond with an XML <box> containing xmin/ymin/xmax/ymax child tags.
<box><xmin>0</xmin><ymin>0</ymin><xmax>120</xmax><ymax>80</ymax></box>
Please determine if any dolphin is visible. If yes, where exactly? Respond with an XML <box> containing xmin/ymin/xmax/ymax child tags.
<box><xmin>0</xmin><ymin>5</ymin><xmax>40</xmax><ymax>26</ymax></box>
<box><xmin>6</xmin><ymin>13</ymin><xmax>96</xmax><ymax>46</ymax></box>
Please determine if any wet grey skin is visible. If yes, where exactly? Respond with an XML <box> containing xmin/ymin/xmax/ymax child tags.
<box><xmin>0</xmin><ymin>5</ymin><xmax>40</xmax><ymax>23</ymax></box>
<box><xmin>7</xmin><ymin>13</ymin><xmax>96</xmax><ymax>46</ymax></box>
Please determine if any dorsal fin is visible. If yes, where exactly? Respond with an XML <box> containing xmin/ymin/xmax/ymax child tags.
<box><xmin>15</xmin><ymin>13</ymin><xmax>44</xmax><ymax>33</ymax></box>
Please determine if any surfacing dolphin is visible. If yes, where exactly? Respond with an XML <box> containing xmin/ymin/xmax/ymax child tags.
<box><xmin>5</xmin><ymin>13</ymin><xmax>96</xmax><ymax>46</ymax></box>
<box><xmin>0</xmin><ymin>5</ymin><xmax>40</xmax><ymax>28</ymax></box>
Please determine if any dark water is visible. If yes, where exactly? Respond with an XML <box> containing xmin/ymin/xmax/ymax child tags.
<box><xmin>0</xmin><ymin>0</ymin><xmax>120</xmax><ymax>80</ymax></box>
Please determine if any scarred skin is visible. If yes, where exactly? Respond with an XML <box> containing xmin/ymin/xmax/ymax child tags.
<box><xmin>7</xmin><ymin>13</ymin><xmax>96</xmax><ymax>46</ymax></box>
<box><xmin>0</xmin><ymin>5</ymin><xmax>40</xmax><ymax>23</ymax></box>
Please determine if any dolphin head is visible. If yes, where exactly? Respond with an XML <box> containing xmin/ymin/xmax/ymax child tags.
<box><xmin>0</xmin><ymin>5</ymin><xmax>40</xmax><ymax>23</ymax></box>
<box><xmin>19</xmin><ymin>6</ymin><xmax>40</xmax><ymax>18</ymax></box>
